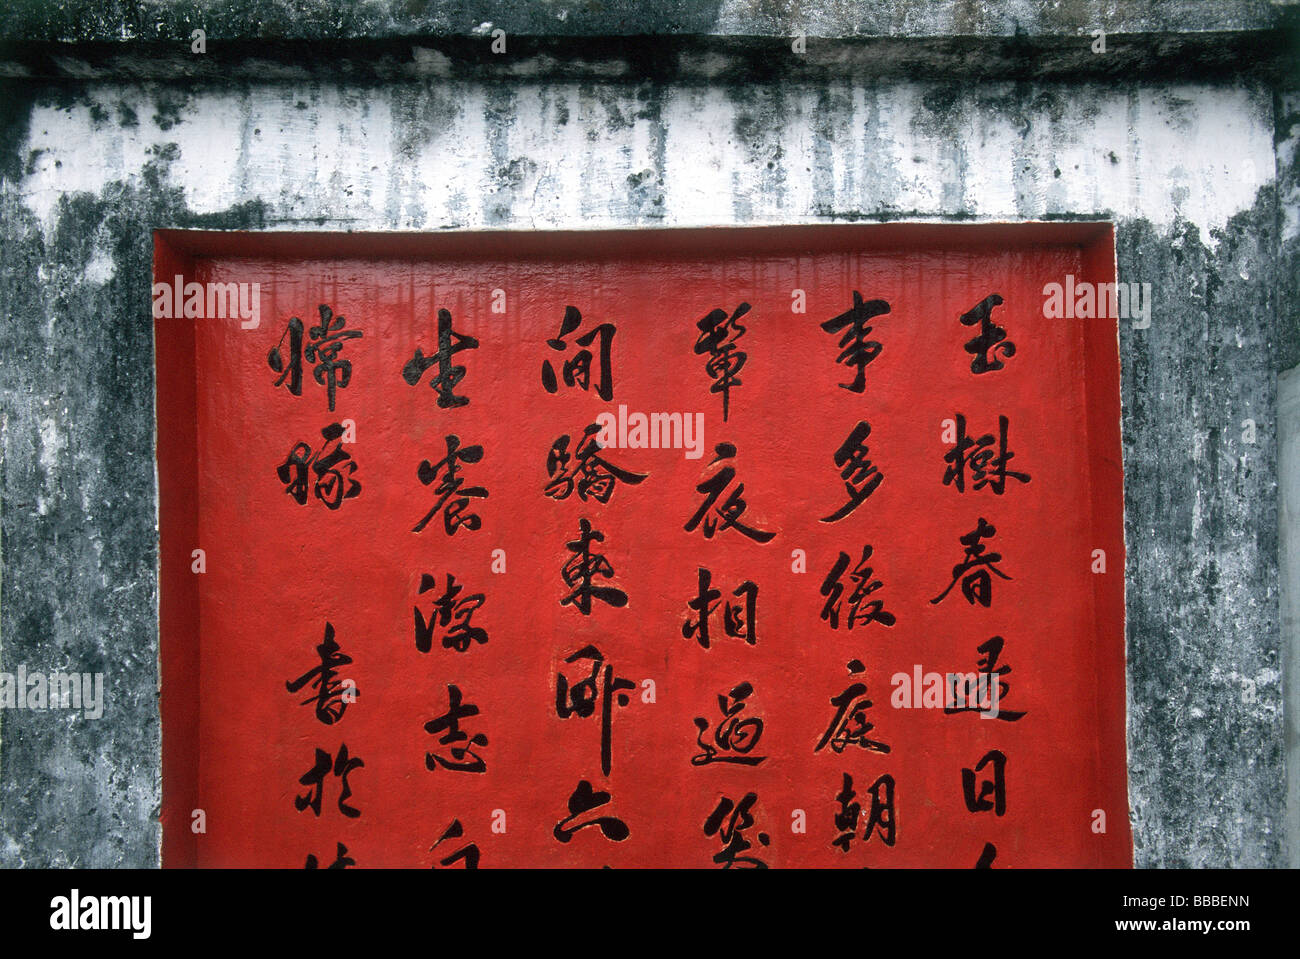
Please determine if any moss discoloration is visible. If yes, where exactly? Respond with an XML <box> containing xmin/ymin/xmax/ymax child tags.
<box><xmin>0</xmin><ymin>0</ymin><xmax>1283</xmax><ymax>44</ymax></box>
<box><xmin>0</xmin><ymin>140</ymin><xmax>264</xmax><ymax>866</ymax></box>
<box><xmin>1119</xmin><ymin>192</ymin><xmax>1283</xmax><ymax>866</ymax></box>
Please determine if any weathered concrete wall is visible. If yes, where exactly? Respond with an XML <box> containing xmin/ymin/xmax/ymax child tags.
<box><xmin>0</xmin><ymin>5</ymin><xmax>1294</xmax><ymax>867</ymax></box>
<box><xmin>1279</xmin><ymin>365</ymin><xmax>1299</xmax><ymax>869</ymax></box>
<box><xmin>0</xmin><ymin>0</ymin><xmax>1284</xmax><ymax>42</ymax></box>
<box><xmin>1276</xmin><ymin>73</ymin><xmax>1300</xmax><ymax>871</ymax></box>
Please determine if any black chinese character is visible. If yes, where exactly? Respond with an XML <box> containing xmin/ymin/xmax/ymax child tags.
<box><xmin>542</xmin><ymin>306</ymin><xmax>615</xmax><ymax>401</ymax></box>
<box><xmin>268</xmin><ymin>305</ymin><xmax>362</xmax><ymax>412</ymax></box>
<box><xmin>285</xmin><ymin>621</ymin><xmax>357</xmax><ymax>725</ymax></box>
<box><xmin>931</xmin><ymin>517</ymin><xmax>1011</xmax><ymax>607</ymax></box>
<box><xmin>944</xmin><ymin>636</ymin><xmax>1025</xmax><ymax>722</ymax></box>
<box><xmin>276</xmin><ymin>422</ymin><xmax>361</xmax><ymax>509</ymax></box>
<box><xmin>695</xmin><ymin>302</ymin><xmax>749</xmax><ymax>422</ymax></box>
<box><xmin>832</xmin><ymin>773</ymin><xmax>896</xmax><ymax>850</ymax></box>
<box><xmin>556</xmin><ymin>644</ymin><xmax>634</xmax><ymax>776</ymax></box>
<box><xmin>816</xmin><ymin>660</ymin><xmax>890</xmax><ymax>754</ymax></box>
<box><xmin>430</xmin><ymin>819</ymin><xmax>480</xmax><ymax>869</ymax></box>
<box><xmin>414</xmin><ymin>573</ymin><xmax>488</xmax><ymax>653</ymax></box>
<box><xmin>304</xmin><ymin>842</ymin><xmax>355</xmax><ymax>869</ymax></box>
<box><xmin>820</xmin><ymin>545</ymin><xmax>896</xmax><ymax>630</ymax></box>
<box><xmin>821</xmin><ymin>420</ymin><xmax>884</xmax><ymax>523</ymax></box>
<box><xmin>962</xmin><ymin>749</ymin><xmax>1007</xmax><ymax>815</ymax></box>
<box><xmin>295</xmin><ymin>744</ymin><xmax>363</xmax><ymax>818</ymax></box>
<box><xmin>560</xmin><ymin>518</ymin><xmax>628</xmax><ymax>614</ymax></box>
<box><xmin>943</xmin><ymin>414</ymin><xmax>1030</xmax><ymax>494</ymax></box>
<box><xmin>682</xmin><ymin>567</ymin><xmax>758</xmax><ymax>649</ymax></box>
<box><xmin>685</xmin><ymin>444</ymin><xmax>775</xmax><ymax>544</ymax></box>
<box><xmin>703</xmin><ymin>792</ymin><xmax>770</xmax><ymax>868</ymax></box>
<box><xmin>831</xmin><ymin>773</ymin><xmax>898</xmax><ymax>850</ymax></box>
<box><xmin>545</xmin><ymin>422</ymin><xmax>648</xmax><ymax>503</ymax></box>
<box><xmin>820</xmin><ymin>291</ymin><xmax>889</xmax><ymax>393</ymax></box>
<box><xmin>425</xmin><ymin>684</ymin><xmax>489</xmax><ymax>773</ymax></box>
<box><xmin>413</xmin><ymin>434</ymin><xmax>487</xmax><ymax>534</ymax></box>
<box><xmin>692</xmin><ymin>682</ymin><xmax>766</xmax><ymax>766</ymax></box>
<box><xmin>960</xmin><ymin>293</ymin><xmax>1015</xmax><ymax>374</ymax></box>
<box><xmin>553</xmin><ymin>780</ymin><xmax>629</xmax><ymax>843</ymax></box>
<box><xmin>402</xmin><ymin>307</ymin><xmax>479</xmax><ymax>408</ymax></box>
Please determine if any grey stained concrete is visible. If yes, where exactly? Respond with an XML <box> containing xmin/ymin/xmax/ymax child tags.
<box><xmin>0</xmin><ymin>2</ymin><xmax>1296</xmax><ymax>866</ymax></box>
<box><xmin>0</xmin><ymin>0</ymin><xmax>1287</xmax><ymax>41</ymax></box>
<box><xmin>1279</xmin><ymin>364</ymin><xmax>1300</xmax><ymax>869</ymax></box>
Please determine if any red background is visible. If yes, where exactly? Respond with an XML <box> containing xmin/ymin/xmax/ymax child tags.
<box><xmin>156</xmin><ymin>225</ymin><xmax>1130</xmax><ymax>868</ymax></box>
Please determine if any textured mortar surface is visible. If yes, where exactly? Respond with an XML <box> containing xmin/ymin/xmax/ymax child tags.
<box><xmin>0</xmin><ymin>0</ymin><xmax>1283</xmax><ymax>43</ymax></box>
<box><xmin>0</xmin><ymin>48</ymin><xmax>1291</xmax><ymax>864</ymax></box>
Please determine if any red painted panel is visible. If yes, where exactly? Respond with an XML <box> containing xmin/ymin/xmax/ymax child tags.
<box><xmin>156</xmin><ymin>225</ymin><xmax>1130</xmax><ymax>868</ymax></box>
